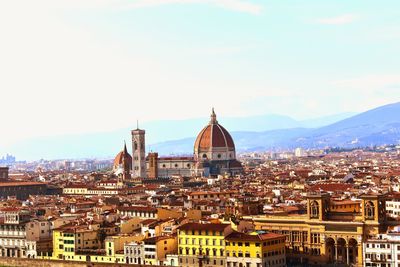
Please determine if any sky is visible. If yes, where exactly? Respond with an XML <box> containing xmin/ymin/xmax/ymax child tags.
<box><xmin>1</xmin><ymin>0</ymin><xmax>400</xmax><ymax>148</ymax></box>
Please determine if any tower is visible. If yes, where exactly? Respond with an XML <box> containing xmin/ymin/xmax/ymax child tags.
<box><xmin>121</xmin><ymin>142</ymin><xmax>130</xmax><ymax>181</ymax></box>
<box><xmin>147</xmin><ymin>152</ymin><xmax>158</xmax><ymax>179</ymax></box>
<box><xmin>131</xmin><ymin>125</ymin><xmax>146</xmax><ymax>178</ymax></box>
<box><xmin>307</xmin><ymin>192</ymin><xmax>330</xmax><ymax>221</ymax></box>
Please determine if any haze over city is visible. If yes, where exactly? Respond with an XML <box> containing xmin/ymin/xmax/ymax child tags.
<box><xmin>1</xmin><ymin>0</ymin><xmax>400</xmax><ymax>153</ymax></box>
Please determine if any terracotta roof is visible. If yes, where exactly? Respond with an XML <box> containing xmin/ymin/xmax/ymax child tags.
<box><xmin>309</xmin><ymin>183</ymin><xmax>353</xmax><ymax>192</ymax></box>
<box><xmin>113</xmin><ymin>149</ymin><xmax>132</xmax><ymax>168</ymax></box>
<box><xmin>118</xmin><ymin>206</ymin><xmax>157</xmax><ymax>212</ymax></box>
<box><xmin>194</xmin><ymin>111</ymin><xmax>235</xmax><ymax>152</ymax></box>
<box><xmin>0</xmin><ymin>207</ymin><xmax>20</xmax><ymax>212</ymax></box>
<box><xmin>178</xmin><ymin>222</ymin><xmax>230</xmax><ymax>232</ymax></box>
<box><xmin>159</xmin><ymin>157</ymin><xmax>195</xmax><ymax>161</ymax></box>
<box><xmin>225</xmin><ymin>231</ymin><xmax>284</xmax><ymax>242</ymax></box>
<box><xmin>190</xmin><ymin>190</ymin><xmax>237</xmax><ymax>196</ymax></box>
<box><xmin>0</xmin><ymin>181</ymin><xmax>46</xmax><ymax>187</ymax></box>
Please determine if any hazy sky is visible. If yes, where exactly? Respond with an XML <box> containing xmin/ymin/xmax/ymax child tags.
<box><xmin>1</xmin><ymin>0</ymin><xmax>400</xmax><ymax>147</ymax></box>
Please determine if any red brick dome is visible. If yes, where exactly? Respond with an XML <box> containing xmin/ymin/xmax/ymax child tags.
<box><xmin>113</xmin><ymin>143</ymin><xmax>132</xmax><ymax>170</ymax></box>
<box><xmin>194</xmin><ymin>109</ymin><xmax>235</xmax><ymax>155</ymax></box>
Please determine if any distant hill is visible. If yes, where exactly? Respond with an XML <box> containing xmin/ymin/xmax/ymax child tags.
<box><xmin>292</xmin><ymin>102</ymin><xmax>400</xmax><ymax>148</ymax></box>
<box><xmin>1</xmin><ymin>112</ymin><xmax>355</xmax><ymax>160</ymax></box>
<box><xmin>6</xmin><ymin>101</ymin><xmax>400</xmax><ymax>160</ymax></box>
<box><xmin>151</xmin><ymin>102</ymin><xmax>400</xmax><ymax>154</ymax></box>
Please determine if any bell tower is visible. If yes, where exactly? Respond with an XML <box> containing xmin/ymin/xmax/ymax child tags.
<box><xmin>307</xmin><ymin>192</ymin><xmax>330</xmax><ymax>221</ymax></box>
<box><xmin>360</xmin><ymin>193</ymin><xmax>386</xmax><ymax>223</ymax></box>
<box><xmin>131</xmin><ymin>123</ymin><xmax>146</xmax><ymax>178</ymax></box>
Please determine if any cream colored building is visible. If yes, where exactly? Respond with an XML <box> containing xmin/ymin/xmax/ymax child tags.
<box><xmin>243</xmin><ymin>192</ymin><xmax>387</xmax><ymax>266</ymax></box>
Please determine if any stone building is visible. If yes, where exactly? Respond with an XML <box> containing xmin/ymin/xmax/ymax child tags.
<box><xmin>243</xmin><ymin>192</ymin><xmax>387</xmax><ymax>266</ymax></box>
<box><xmin>0</xmin><ymin>208</ymin><xmax>31</xmax><ymax>258</ymax></box>
<box><xmin>0</xmin><ymin>181</ymin><xmax>47</xmax><ymax>200</ymax></box>
<box><xmin>0</xmin><ymin>167</ymin><xmax>8</xmax><ymax>181</ymax></box>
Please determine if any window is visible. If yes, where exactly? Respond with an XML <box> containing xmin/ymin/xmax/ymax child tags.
<box><xmin>365</xmin><ymin>201</ymin><xmax>375</xmax><ymax>219</ymax></box>
<box><xmin>310</xmin><ymin>201</ymin><xmax>319</xmax><ymax>218</ymax></box>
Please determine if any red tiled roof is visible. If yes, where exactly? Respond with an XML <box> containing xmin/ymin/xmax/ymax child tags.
<box><xmin>309</xmin><ymin>183</ymin><xmax>353</xmax><ymax>192</ymax></box>
<box><xmin>0</xmin><ymin>182</ymin><xmax>46</xmax><ymax>187</ymax></box>
<box><xmin>118</xmin><ymin>206</ymin><xmax>157</xmax><ymax>212</ymax></box>
<box><xmin>159</xmin><ymin>157</ymin><xmax>194</xmax><ymax>161</ymax></box>
<box><xmin>225</xmin><ymin>231</ymin><xmax>285</xmax><ymax>241</ymax></box>
<box><xmin>178</xmin><ymin>222</ymin><xmax>230</xmax><ymax>232</ymax></box>
<box><xmin>194</xmin><ymin>118</ymin><xmax>235</xmax><ymax>152</ymax></box>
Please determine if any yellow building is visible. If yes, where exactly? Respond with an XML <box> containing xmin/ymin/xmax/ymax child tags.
<box><xmin>51</xmin><ymin>225</ymin><xmax>128</xmax><ymax>264</ymax></box>
<box><xmin>52</xmin><ymin>225</ymin><xmax>100</xmax><ymax>261</ymax></box>
<box><xmin>225</xmin><ymin>231</ymin><xmax>286</xmax><ymax>267</ymax></box>
<box><xmin>178</xmin><ymin>223</ymin><xmax>231</xmax><ymax>267</ymax></box>
<box><xmin>243</xmin><ymin>192</ymin><xmax>387</xmax><ymax>266</ymax></box>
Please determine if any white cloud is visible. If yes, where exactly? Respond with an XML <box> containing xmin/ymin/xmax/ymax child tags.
<box><xmin>317</xmin><ymin>14</ymin><xmax>359</xmax><ymax>25</ymax></box>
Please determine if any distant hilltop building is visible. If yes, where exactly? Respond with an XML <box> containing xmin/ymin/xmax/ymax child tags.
<box><xmin>294</xmin><ymin>147</ymin><xmax>305</xmax><ymax>157</ymax></box>
<box><xmin>0</xmin><ymin>154</ymin><xmax>16</xmax><ymax>165</ymax></box>
<box><xmin>113</xmin><ymin>109</ymin><xmax>243</xmax><ymax>179</ymax></box>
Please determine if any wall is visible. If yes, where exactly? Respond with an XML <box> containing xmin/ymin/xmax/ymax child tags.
<box><xmin>0</xmin><ymin>257</ymin><xmax>155</xmax><ymax>267</ymax></box>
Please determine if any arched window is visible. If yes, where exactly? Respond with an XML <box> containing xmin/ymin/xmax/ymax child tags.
<box><xmin>202</xmin><ymin>154</ymin><xmax>207</xmax><ymax>159</ymax></box>
<box><xmin>310</xmin><ymin>201</ymin><xmax>319</xmax><ymax>218</ymax></box>
<box><xmin>134</xmin><ymin>142</ymin><xmax>138</xmax><ymax>150</ymax></box>
<box><xmin>365</xmin><ymin>201</ymin><xmax>375</xmax><ymax>219</ymax></box>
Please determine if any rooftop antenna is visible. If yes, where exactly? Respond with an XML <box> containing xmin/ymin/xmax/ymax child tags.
<box><xmin>136</xmin><ymin>120</ymin><xmax>139</xmax><ymax>129</ymax></box>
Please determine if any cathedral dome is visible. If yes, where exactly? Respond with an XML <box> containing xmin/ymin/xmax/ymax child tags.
<box><xmin>113</xmin><ymin>143</ymin><xmax>132</xmax><ymax>171</ymax></box>
<box><xmin>194</xmin><ymin>109</ymin><xmax>236</xmax><ymax>161</ymax></box>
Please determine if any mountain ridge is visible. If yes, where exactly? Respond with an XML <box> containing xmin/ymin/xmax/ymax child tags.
<box><xmin>151</xmin><ymin>102</ymin><xmax>400</xmax><ymax>155</ymax></box>
<box><xmin>5</xmin><ymin>102</ymin><xmax>400</xmax><ymax>161</ymax></box>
